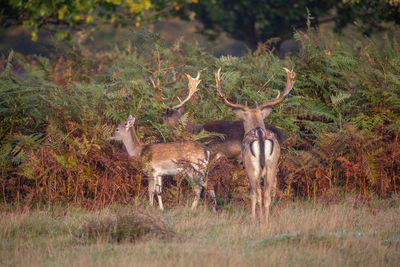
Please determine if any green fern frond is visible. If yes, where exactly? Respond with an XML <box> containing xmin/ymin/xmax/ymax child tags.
<box><xmin>192</xmin><ymin>130</ymin><xmax>225</xmax><ymax>144</ymax></box>
<box><xmin>217</xmin><ymin>55</ymin><xmax>240</xmax><ymax>67</ymax></box>
<box><xmin>330</xmin><ymin>91</ymin><xmax>352</xmax><ymax>106</ymax></box>
<box><xmin>302</xmin><ymin>101</ymin><xmax>336</xmax><ymax>121</ymax></box>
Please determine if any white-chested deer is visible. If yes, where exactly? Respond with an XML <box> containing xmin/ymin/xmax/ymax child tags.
<box><xmin>215</xmin><ymin>67</ymin><xmax>295</xmax><ymax>226</ymax></box>
<box><xmin>156</xmin><ymin>72</ymin><xmax>284</xmax><ymax>162</ymax></box>
<box><xmin>110</xmin><ymin>115</ymin><xmax>217</xmax><ymax>211</ymax></box>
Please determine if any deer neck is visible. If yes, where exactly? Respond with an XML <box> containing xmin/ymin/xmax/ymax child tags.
<box><xmin>186</xmin><ymin>121</ymin><xmax>204</xmax><ymax>134</ymax></box>
<box><xmin>123</xmin><ymin>127</ymin><xmax>143</xmax><ymax>157</ymax></box>
<box><xmin>243</xmin><ymin>114</ymin><xmax>266</xmax><ymax>135</ymax></box>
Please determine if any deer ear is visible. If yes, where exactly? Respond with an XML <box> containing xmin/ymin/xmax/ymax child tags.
<box><xmin>260</xmin><ymin>107</ymin><xmax>272</xmax><ymax>118</ymax></box>
<box><xmin>126</xmin><ymin>115</ymin><xmax>136</xmax><ymax>128</ymax></box>
<box><xmin>232</xmin><ymin>108</ymin><xmax>247</xmax><ymax>120</ymax></box>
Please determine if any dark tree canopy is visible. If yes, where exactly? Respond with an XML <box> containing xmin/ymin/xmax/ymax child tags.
<box><xmin>175</xmin><ymin>0</ymin><xmax>400</xmax><ymax>49</ymax></box>
<box><xmin>175</xmin><ymin>0</ymin><xmax>336</xmax><ymax>50</ymax></box>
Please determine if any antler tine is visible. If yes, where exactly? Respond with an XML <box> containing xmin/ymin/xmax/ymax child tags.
<box><xmin>257</xmin><ymin>67</ymin><xmax>296</xmax><ymax>110</ymax></box>
<box><xmin>215</xmin><ymin>68</ymin><xmax>248</xmax><ymax>110</ymax></box>
<box><xmin>171</xmin><ymin>71</ymin><xmax>201</xmax><ymax>109</ymax></box>
<box><xmin>149</xmin><ymin>77</ymin><xmax>167</xmax><ymax>103</ymax></box>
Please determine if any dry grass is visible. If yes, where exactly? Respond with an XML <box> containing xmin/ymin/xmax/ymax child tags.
<box><xmin>1</xmin><ymin>197</ymin><xmax>399</xmax><ymax>266</ymax></box>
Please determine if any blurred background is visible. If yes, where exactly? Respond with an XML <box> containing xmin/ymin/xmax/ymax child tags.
<box><xmin>1</xmin><ymin>0</ymin><xmax>400</xmax><ymax>57</ymax></box>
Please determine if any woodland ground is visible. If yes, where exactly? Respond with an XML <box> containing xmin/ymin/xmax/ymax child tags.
<box><xmin>1</xmin><ymin>197</ymin><xmax>399</xmax><ymax>266</ymax></box>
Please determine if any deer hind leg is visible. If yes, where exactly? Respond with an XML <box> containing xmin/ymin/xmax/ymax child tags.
<box><xmin>207</xmin><ymin>188</ymin><xmax>217</xmax><ymax>212</ymax></box>
<box><xmin>191</xmin><ymin>183</ymin><xmax>202</xmax><ymax>209</ymax></box>
<box><xmin>201</xmin><ymin>152</ymin><xmax>218</xmax><ymax>212</ymax></box>
<box><xmin>191</xmin><ymin>179</ymin><xmax>217</xmax><ymax>211</ymax></box>
<box><xmin>263</xmin><ymin>183</ymin><xmax>272</xmax><ymax>227</ymax></box>
<box><xmin>248</xmin><ymin>176</ymin><xmax>259</xmax><ymax>221</ymax></box>
<box><xmin>263</xmin><ymin>163</ymin><xmax>277</xmax><ymax>226</ymax></box>
<box><xmin>185</xmin><ymin>169</ymin><xmax>202</xmax><ymax>210</ymax></box>
<box><xmin>257</xmin><ymin>185</ymin><xmax>263</xmax><ymax>221</ymax></box>
<box><xmin>200</xmin><ymin>167</ymin><xmax>218</xmax><ymax>212</ymax></box>
<box><xmin>155</xmin><ymin>175</ymin><xmax>164</xmax><ymax>211</ymax></box>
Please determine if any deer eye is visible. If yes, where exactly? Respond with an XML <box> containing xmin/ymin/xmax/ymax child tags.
<box><xmin>116</xmin><ymin>128</ymin><xmax>119</xmax><ymax>132</ymax></box>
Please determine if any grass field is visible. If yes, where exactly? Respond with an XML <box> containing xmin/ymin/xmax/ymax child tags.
<box><xmin>1</xmin><ymin>197</ymin><xmax>399</xmax><ymax>267</ymax></box>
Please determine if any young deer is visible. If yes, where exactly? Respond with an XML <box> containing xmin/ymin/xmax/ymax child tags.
<box><xmin>110</xmin><ymin>115</ymin><xmax>217</xmax><ymax>211</ymax></box>
<box><xmin>215</xmin><ymin>67</ymin><xmax>295</xmax><ymax>225</ymax></box>
<box><xmin>157</xmin><ymin>72</ymin><xmax>284</xmax><ymax>162</ymax></box>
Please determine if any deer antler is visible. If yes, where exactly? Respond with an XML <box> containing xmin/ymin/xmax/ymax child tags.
<box><xmin>215</xmin><ymin>68</ymin><xmax>249</xmax><ymax>110</ymax></box>
<box><xmin>149</xmin><ymin>77</ymin><xmax>167</xmax><ymax>103</ymax></box>
<box><xmin>172</xmin><ymin>71</ymin><xmax>201</xmax><ymax>109</ymax></box>
<box><xmin>256</xmin><ymin>67</ymin><xmax>295</xmax><ymax>110</ymax></box>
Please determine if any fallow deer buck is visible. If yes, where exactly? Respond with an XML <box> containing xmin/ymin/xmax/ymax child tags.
<box><xmin>110</xmin><ymin>115</ymin><xmax>217</xmax><ymax>211</ymax></box>
<box><xmin>215</xmin><ymin>67</ymin><xmax>295</xmax><ymax>225</ymax></box>
<box><xmin>156</xmin><ymin>72</ymin><xmax>284</xmax><ymax>162</ymax></box>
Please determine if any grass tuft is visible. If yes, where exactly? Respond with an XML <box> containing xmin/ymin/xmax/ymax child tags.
<box><xmin>78</xmin><ymin>209</ymin><xmax>177</xmax><ymax>243</ymax></box>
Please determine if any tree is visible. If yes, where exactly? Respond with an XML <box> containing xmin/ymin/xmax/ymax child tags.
<box><xmin>175</xmin><ymin>0</ymin><xmax>400</xmax><ymax>50</ymax></box>
<box><xmin>0</xmin><ymin>0</ymin><xmax>153</xmax><ymax>40</ymax></box>
<box><xmin>335</xmin><ymin>0</ymin><xmax>400</xmax><ymax>35</ymax></box>
<box><xmin>1</xmin><ymin>0</ymin><xmax>400</xmax><ymax>49</ymax></box>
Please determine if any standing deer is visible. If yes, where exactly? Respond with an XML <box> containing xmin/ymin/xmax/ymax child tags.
<box><xmin>156</xmin><ymin>72</ymin><xmax>284</xmax><ymax>162</ymax></box>
<box><xmin>215</xmin><ymin>67</ymin><xmax>295</xmax><ymax>225</ymax></box>
<box><xmin>110</xmin><ymin>115</ymin><xmax>217</xmax><ymax>211</ymax></box>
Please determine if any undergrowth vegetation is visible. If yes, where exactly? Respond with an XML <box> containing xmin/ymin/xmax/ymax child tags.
<box><xmin>0</xmin><ymin>28</ymin><xmax>399</xmax><ymax>209</ymax></box>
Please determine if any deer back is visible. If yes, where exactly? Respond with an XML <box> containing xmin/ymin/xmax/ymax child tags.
<box><xmin>140</xmin><ymin>141</ymin><xmax>211</xmax><ymax>174</ymax></box>
<box><xmin>203</xmin><ymin>120</ymin><xmax>284</xmax><ymax>145</ymax></box>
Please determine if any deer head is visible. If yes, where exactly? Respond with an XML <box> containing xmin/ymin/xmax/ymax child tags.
<box><xmin>109</xmin><ymin>115</ymin><xmax>136</xmax><ymax>141</ymax></box>
<box><xmin>161</xmin><ymin>72</ymin><xmax>202</xmax><ymax>130</ymax></box>
<box><xmin>215</xmin><ymin>67</ymin><xmax>295</xmax><ymax>133</ymax></box>
<box><xmin>110</xmin><ymin>115</ymin><xmax>142</xmax><ymax>157</ymax></box>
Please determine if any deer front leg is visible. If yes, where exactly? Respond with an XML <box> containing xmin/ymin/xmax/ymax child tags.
<box><xmin>155</xmin><ymin>175</ymin><xmax>164</xmax><ymax>210</ymax></box>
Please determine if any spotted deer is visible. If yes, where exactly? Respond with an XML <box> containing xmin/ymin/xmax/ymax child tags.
<box><xmin>110</xmin><ymin>115</ymin><xmax>217</xmax><ymax>211</ymax></box>
<box><xmin>155</xmin><ymin>72</ymin><xmax>284</xmax><ymax>162</ymax></box>
<box><xmin>215</xmin><ymin>67</ymin><xmax>295</xmax><ymax>225</ymax></box>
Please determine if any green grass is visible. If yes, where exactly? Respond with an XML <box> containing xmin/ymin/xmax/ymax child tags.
<box><xmin>1</xmin><ymin>197</ymin><xmax>399</xmax><ymax>266</ymax></box>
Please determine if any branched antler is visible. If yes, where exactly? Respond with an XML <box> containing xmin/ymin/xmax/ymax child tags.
<box><xmin>215</xmin><ymin>68</ymin><xmax>249</xmax><ymax>110</ymax></box>
<box><xmin>172</xmin><ymin>71</ymin><xmax>201</xmax><ymax>109</ymax></box>
<box><xmin>215</xmin><ymin>67</ymin><xmax>295</xmax><ymax>110</ymax></box>
<box><xmin>256</xmin><ymin>67</ymin><xmax>295</xmax><ymax>110</ymax></box>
